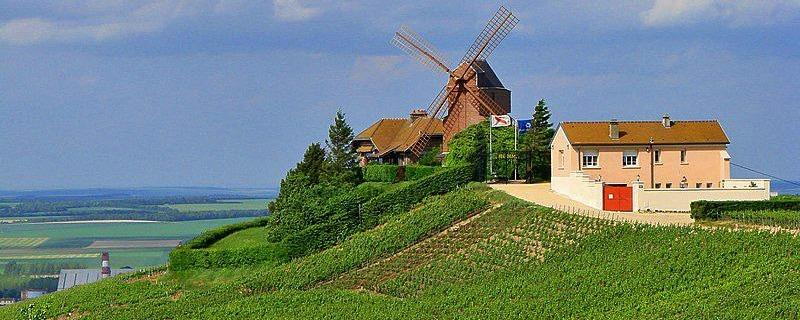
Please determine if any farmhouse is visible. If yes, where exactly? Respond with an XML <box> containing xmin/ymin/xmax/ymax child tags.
<box><xmin>353</xmin><ymin>109</ymin><xmax>444</xmax><ymax>165</ymax></box>
<box><xmin>550</xmin><ymin>114</ymin><xmax>770</xmax><ymax>212</ymax></box>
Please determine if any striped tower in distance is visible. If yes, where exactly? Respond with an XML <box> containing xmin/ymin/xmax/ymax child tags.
<box><xmin>101</xmin><ymin>252</ymin><xmax>110</xmax><ymax>278</ymax></box>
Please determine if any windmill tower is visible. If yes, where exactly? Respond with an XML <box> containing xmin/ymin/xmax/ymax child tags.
<box><xmin>391</xmin><ymin>6</ymin><xmax>518</xmax><ymax>155</ymax></box>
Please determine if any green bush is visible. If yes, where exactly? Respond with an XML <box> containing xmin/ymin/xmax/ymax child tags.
<box><xmin>169</xmin><ymin>243</ymin><xmax>289</xmax><ymax>271</ymax></box>
<box><xmin>363</xmin><ymin>165</ymin><xmax>399</xmax><ymax>182</ymax></box>
<box><xmin>690</xmin><ymin>199</ymin><xmax>800</xmax><ymax>219</ymax></box>
<box><xmin>360</xmin><ymin>164</ymin><xmax>475</xmax><ymax>228</ymax></box>
<box><xmin>404</xmin><ymin>165</ymin><xmax>440</xmax><ymax>181</ymax></box>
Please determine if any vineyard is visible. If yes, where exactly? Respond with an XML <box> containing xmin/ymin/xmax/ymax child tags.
<box><xmin>325</xmin><ymin>197</ymin><xmax>615</xmax><ymax>297</ymax></box>
<box><xmin>3</xmin><ymin>184</ymin><xmax>800</xmax><ymax>319</ymax></box>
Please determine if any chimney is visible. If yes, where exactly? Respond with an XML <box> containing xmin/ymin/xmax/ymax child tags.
<box><xmin>662</xmin><ymin>113</ymin><xmax>671</xmax><ymax>128</ymax></box>
<box><xmin>609</xmin><ymin>119</ymin><xmax>619</xmax><ymax>140</ymax></box>
<box><xmin>101</xmin><ymin>252</ymin><xmax>110</xmax><ymax>278</ymax></box>
<box><xmin>409</xmin><ymin>109</ymin><xmax>428</xmax><ymax>120</ymax></box>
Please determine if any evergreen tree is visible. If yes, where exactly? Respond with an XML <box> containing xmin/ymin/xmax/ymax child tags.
<box><xmin>296</xmin><ymin>143</ymin><xmax>326</xmax><ymax>184</ymax></box>
<box><xmin>324</xmin><ymin>109</ymin><xmax>359</xmax><ymax>184</ymax></box>
<box><xmin>521</xmin><ymin>99</ymin><xmax>555</xmax><ymax>181</ymax></box>
<box><xmin>268</xmin><ymin>143</ymin><xmax>326</xmax><ymax>213</ymax></box>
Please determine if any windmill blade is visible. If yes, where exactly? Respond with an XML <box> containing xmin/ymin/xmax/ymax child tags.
<box><xmin>465</xmin><ymin>86</ymin><xmax>507</xmax><ymax>116</ymax></box>
<box><xmin>457</xmin><ymin>6</ymin><xmax>518</xmax><ymax>76</ymax></box>
<box><xmin>425</xmin><ymin>84</ymin><xmax>455</xmax><ymax>119</ymax></box>
<box><xmin>391</xmin><ymin>25</ymin><xmax>452</xmax><ymax>75</ymax></box>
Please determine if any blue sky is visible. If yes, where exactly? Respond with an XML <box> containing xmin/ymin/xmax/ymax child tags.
<box><xmin>0</xmin><ymin>0</ymin><xmax>798</xmax><ymax>189</ymax></box>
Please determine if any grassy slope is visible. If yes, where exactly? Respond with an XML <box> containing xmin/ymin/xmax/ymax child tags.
<box><xmin>5</xmin><ymin>186</ymin><xmax>800</xmax><ymax>319</ymax></box>
<box><xmin>208</xmin><ymin>226</ymin><xmax>272</xmax><ymax>249</ymax></box>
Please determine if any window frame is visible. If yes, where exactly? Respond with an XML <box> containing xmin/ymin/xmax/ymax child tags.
<box><xmin>622</xmin><ymin>150</ymin><xmax>638</xmax><ymax>167</ymax></box>
<box><xmin>582</xmin><ymin>150</ymin><xmax>599</xmax><ymax>168</ymax></box>
<box><xmin>654</xmin><ymin>149</ymin><xmax>662</xmax><ymax>164</ymax></box>
<box><xmin>558</xmin><ymin>149</ymin><xmax>565</xmax><ymax>169</ymax></box>
<box><xmin>655</xmin><ymin>183</ymin><xmax>661</xmax><ymax>189</ymax></box>
<box><xmin>665</xmin><ymin>183</ymin><xmax>672</xmax><ymax>189</ymax></box>
<box><xmin>680</xmin><ymin>149</ymin><xmax>688</xmax><ymax>164</ymax></box>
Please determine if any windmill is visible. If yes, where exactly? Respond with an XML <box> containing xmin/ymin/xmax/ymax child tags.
<box><xmin>391</xmin><ymin>6</ymin><xmax>519</xmax><ymax>157</ymax></box>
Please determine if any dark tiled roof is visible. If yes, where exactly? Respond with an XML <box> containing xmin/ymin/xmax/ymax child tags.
<box><xmin>560</xmin><ymin>120</ymin><xmax>730</xmax><ymax>145</ymax></box>
<box><xmin>473</xmin><ymin>60</ymin><xmax>505</xmax><ymax>88</ymax></box>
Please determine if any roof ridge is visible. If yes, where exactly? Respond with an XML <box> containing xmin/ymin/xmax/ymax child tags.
<box><xmin>562</xmin><ymin>119</ymin><xmax>718</xmax><ymax>124</ymax></box>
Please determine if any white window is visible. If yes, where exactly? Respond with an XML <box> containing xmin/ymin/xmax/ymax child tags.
<box><xmin>680</xmin><ymin>150</ymin><xmax>687</xmax><ymax>163</ymax></box>
<box><xmin>558</xmin><ymin>150</ymin><xmax>565</xmax><ymax>169</ymax></box>
<box><xmin>622</xmin><ymin>150</ymin><xmax>638</xmax><ymax>167</ymax></box>
<box><xmin>654</xmin><ymin>149</ymin><xmax>661</xmax><ymax>164</ymax></box>
<box><xmin>582</xmin><ymin>150</ymin><xmax>598</xmax><ymax>168</ymax></box>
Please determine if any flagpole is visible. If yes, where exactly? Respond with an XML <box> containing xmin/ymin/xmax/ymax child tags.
<box><xmin>488</xmin><ymin>116</ymin><xmax>493</xmax><ymax>180</ymax></box>
<box><xmin>514</xmin><ymin>118</ymin><xmax>518</xmax><ymax>181</ymax></box>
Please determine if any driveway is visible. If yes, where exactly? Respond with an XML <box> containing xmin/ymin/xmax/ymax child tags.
<box><xmin>490</xmin><ymin>183</ymin><xmax>694</xmax><ymax>226</ymax></box>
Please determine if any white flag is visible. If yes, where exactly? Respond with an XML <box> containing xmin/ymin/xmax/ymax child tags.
<box><xmin>490</xmin><ymin>114</ymin><xmax>512</xmax><ymax>127</ymax></box>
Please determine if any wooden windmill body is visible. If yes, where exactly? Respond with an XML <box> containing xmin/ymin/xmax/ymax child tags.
<box><xmin>391</xmin><ymin>6</ymin><xmax>518</xmax><ymax>156</ymax></box>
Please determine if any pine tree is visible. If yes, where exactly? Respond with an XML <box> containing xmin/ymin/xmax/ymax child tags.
<box><xmin>521</xmin><ymin>99</ymin><xmax>555</xmax><ymax>181</ymax></box>
<box><xmin>268</xmin><ymin>143</ymin><xmax>326</xmax><ymax>213</ymax></box>
<box><xmin>296</xmin><ymin>143</ymin><xmax>326</xmax><ymax>184</ymax></box>
<box><xmin>324</xmin><ymin>109</ymin><xmax>358</xmax><ymax>183</ymax></box>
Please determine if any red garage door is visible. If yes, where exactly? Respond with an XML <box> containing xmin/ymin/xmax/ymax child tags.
<box><xmin>603</xmin><ymin>185</ymin><xmax>633</xmax><ymax>212</ymax></box>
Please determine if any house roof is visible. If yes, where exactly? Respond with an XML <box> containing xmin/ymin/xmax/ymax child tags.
<box><xmin>58</xmin><ymin>268</ymin><xmax>135</xmax><ymax>291</ymax></box>
<box><xmin>559</xmin><ymin>120</ymin><xmax>729</xmax><ymax>146</ymax></box>
<box><xmin>354</xmin><ymin>117</ymin><xmax>444</xmax><ymax>156</ymax></box>
<box><xmin>472</xmin><ymin>60</ymin><xmax>505</xmax><ymax>88</ymax></box>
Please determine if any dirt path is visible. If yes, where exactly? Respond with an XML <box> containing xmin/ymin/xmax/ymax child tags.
<box><xmin>490</xmin><ymin>183</ymin><xmax>695</xmax><ymax>226</ymax></box>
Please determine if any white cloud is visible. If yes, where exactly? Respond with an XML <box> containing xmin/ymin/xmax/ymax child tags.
<box><xmin>642</xmin><ymin>0</ymin><xmax>800</xmax><ymax>27</ymax></box>
<box><xmin>273</xmin><ymin>0</ymin><xmax>322</xmax><ymax>22</ymax></box>
<box><xmin>349</xmin><ymin>55</ymin><xmax>405</xmax><ymax>84</ymax></box>
<box><xmin>0</xmin><ymin>0</ymin><xmax>257</xmax><ymax>45</ymax></box>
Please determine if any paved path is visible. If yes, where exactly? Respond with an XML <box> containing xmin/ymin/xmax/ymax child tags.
<box><xmin>490</xmin><ymin>183</ymin><xmax>695</xmax><ymax>226</ymax></box>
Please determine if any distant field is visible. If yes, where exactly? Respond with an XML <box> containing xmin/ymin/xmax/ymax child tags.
<box><xmin>0</xmin><ymin>237</ymin><xmax>48</xmax><ymax>248</ymax></box>
<box><xmin>0</xmin><ymin>218</ymin><xmax>255</xmax><ymax>268</ymax></box>
<box><xmin>164</xmin><ymin>199</ymin><xmax>270</xmax><ymax>212</ymax></box>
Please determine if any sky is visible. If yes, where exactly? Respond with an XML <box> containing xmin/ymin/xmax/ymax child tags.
<box><xmin>0</xmin><ymin>0</ymin><xmax>798</xmax><ymax>189</ymax></box>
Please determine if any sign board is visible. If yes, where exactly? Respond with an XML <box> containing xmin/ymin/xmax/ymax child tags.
<box><xmin>517</xmin><ymin>119</ymin><xmax>532</xmax><ymax>133</ymax></box>
<box><xmin>490</xmin><ymin>114</ymin><xmax>512</xmax><ymax>127</ymax></box>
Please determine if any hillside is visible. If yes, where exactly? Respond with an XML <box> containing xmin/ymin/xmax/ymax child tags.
<box><xmin>4</xmin><ymin>183</ymin><xmax>800</xmax><ymax>319</ymax></box>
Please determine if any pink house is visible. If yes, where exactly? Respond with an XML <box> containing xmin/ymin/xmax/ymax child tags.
<box><xmin>549</xmin><ymin>115</ymin><xmax>768</xmax><ymax>212</ymax></box>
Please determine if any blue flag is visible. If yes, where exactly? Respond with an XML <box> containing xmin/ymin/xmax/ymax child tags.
<box><xmin>517</xmin><ymin>119</ymin><xmax>532</xmax><ymax>134</ymax></box>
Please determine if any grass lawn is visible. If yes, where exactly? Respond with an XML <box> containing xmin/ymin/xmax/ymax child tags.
<box><xmin>210</xmin><ymin>226</ymin><xmax>272</xmax><ymax>249</ymax></box>
<box><xmin>164</xmin><ymin>199</ymin><xmax>270</xmax><ymax>212</ymax></box>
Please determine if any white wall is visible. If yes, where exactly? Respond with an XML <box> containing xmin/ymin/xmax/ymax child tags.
<box><xmin>634</xmin><ymin>179</ymin><xmax>770</xmax><ymax>212</ymax></box>
<box><xmin>551</xmin><ymin>171</ymin><xmax>604</xmax><ymax>210</ymax></box>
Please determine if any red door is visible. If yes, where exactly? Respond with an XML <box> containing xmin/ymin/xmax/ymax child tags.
<box><xmin>603</xmin><ymin>185</ymin><xmax>633</xmax><ymax>212</ymax></box>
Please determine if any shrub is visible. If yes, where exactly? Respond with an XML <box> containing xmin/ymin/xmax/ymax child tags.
<box><xmin>404</xmin><ymin>165</ymin><xmax>440</xmax><ymax>181</ymax></box>
<box><xmin>363</xmin><ymin>165</ymin><xmax>399</xmax><ymax>182</ymax></box>
<box><xmin>169</xmin><ymin>243</ymin><xmax>289</xmax><ymax>271</ymax></box>
<box><xmin>360</xmin><ymin>164</ymin><xmax>475</xmax><ymax>228</ymax></box>
<box><xmin>690</xmin><ymin>199</ymin><xmax>800</xmax><ymax>219</ymax></box>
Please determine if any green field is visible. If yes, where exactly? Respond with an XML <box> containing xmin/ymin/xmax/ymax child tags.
<box><xmin>0</xmin><ymin>218</ymin><xmax>254</xmax><ymax>269</ymax></box>
<box><xmin>164</xmin><ymin>199</ymin><xmax>270</xmax><ymax>212</ymax></box>
<box><xmin>4</xmin><ymin>183</ymin><xmax>800</xmax><ymax>318</ymax></box>
<box><xmin>210</xmin><ymin>226</ymin><xmax>272</xmax><ymax>249</ymax></box>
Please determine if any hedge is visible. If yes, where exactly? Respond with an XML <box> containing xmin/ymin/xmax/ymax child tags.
<box><xmin>404</xmin><ymin>165</ymin><xmax>440</xmax><ymax>181</ymax></box>
<box><xmin>280</xmin><ymin>164</ymin><xmax>475</xmax><ymax>258</ymax></box>
<box><xmin>363</xmin><ymin>165</ymin><xmax>398</xmax><ymax>182</ymax></box>
<box><xmin>360</xmin><ymin>164</ymin><xmax>475</xmax><ymax>228</ymax></box>
<box><xmin>690</xmin><ymin>199</ymin><xmax>800</xmax><ymax>219</ymax></box>
<box><xmin>169</xmin><ymin>243</ymin><xmax>290</xmax><ymax>271</ymax></box>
